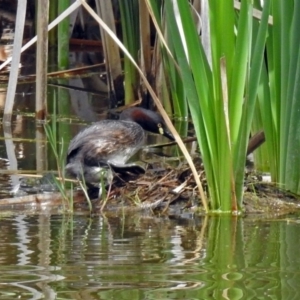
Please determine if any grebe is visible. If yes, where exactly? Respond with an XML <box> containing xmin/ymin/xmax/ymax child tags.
<box><xmin>65</xmin><ymin>107</ymin><xmax>174</xmax><ymax>187</ymax></box>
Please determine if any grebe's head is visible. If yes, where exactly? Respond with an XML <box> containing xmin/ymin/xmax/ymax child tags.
<box><xmin>120</xmin><ymin>107</ymin><xmax>174</xmax><ymax>140</ymax></box>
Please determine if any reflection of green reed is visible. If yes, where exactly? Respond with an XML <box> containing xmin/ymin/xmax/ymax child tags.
<box><xmin>204</xmin><ymin>217</ymin><xmax>244</xmax><ymax>298</ymax></box>
<box><xmin>207</xmin><ymin>216</ymin><xmax>300</xmax><ymax>299</ymax></box>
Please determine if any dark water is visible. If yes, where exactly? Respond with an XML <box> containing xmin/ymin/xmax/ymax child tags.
<box><xmin>0</xmin><ymin>214</ymin><xmax>299</xmax><ymax>299</ymax></box>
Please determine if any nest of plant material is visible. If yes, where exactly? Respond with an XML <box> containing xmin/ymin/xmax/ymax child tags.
<box><xmin>88</xmin><ymin>157</ymin><xmax>206</xmax><ymax>213</ymax></box>
<box><xmin>84</xmin><ymin>156</ymin><xmax>300</xmax><ymax>215</ymax></box>
<box><xmin>1</xmin><ymin>153</ymin><xmax>299</xmax><ymax>215</ymax></box>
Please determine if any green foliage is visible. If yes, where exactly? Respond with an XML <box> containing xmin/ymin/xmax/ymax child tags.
<box><xmin>44</xmin><ymin>122</ymin><xmax>72</xmax><ymax>212</ymax></box>
<box><xmin>9</xmin><ymin>0</ymin><xmax>299</xmax><ymax>213</ymax></box>
<box><xmin>118</xmin><ymin>0</ymin><xmax>140</xmax><ymax>103</ymax></box>
<box><xmin>147</xmin><ymin>0</ymin><xmax>271</xmax><ymax>211</ymax></box>
<box><xmin>57</xmin><ymin>0</ymin><xmax>70</xmax><ymax>69</ymax></box>
<box><xmin>259</xmin><ymin>0</ymin><xmax>300</xmax><ymax>193</ymax></box>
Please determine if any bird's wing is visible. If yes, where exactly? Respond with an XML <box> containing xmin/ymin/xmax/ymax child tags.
<box><xmin>67</xmin><ymin>121</ymin><xmax>144</xmax><ymax>165</ymax></box>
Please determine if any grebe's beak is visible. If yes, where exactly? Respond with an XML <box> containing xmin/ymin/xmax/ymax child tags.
<box><xmin>164</xmin><ymin>130</ymin><xmax>175</xmax><ymax>141</ymax></box>
<box><xmin>158</xmin><ymin>123</ymin><xmax>175</xmax><ymax>141</ymax></box>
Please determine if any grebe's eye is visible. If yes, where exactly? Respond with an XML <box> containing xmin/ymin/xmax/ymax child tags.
<box><xmin>158</xmin><ymin>123</ymin><xmax>164</xmax><ymax>135</ymax></box>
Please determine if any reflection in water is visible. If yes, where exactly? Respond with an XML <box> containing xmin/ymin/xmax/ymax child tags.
<box><xmin>0</xmin><ymin>215</ymin><xmax>299</xmax><ymax>299</ymax></box>
<box><xmin>3</xmin><ymin>125</ymin><xmax>21</xmax><ymax>194</ymax></box>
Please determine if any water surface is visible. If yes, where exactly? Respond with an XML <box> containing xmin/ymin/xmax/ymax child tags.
<box><xmin>0</xmin><ymin>214</ymin><xmax>299</xmax><ymax>299</ymax></box>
